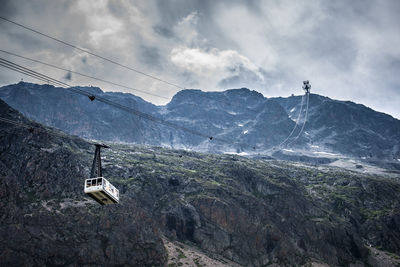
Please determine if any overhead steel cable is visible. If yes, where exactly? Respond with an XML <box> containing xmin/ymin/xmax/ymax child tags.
<box><xmin>0</xmin><ymin>18</ymin><xmax>263</xmax><ymax>115</ymax></box>
<box><xmin>0</xmin><ymin>60</ymin><xmax>209</xmax><ymax>139</ymax></box>
<box><xmin>0</xmin><ymin>16</ymin><xmax>184</xmax><ymax>90</ymax></box>
<box><xmin>0</xmin><ymin>58</ymin><xmax>69</xmax><ymax>88</ymax></box>
<box><xmin>286</xmin><ymin>92</ymin><xmax>310</xmax><ymax>146</ymax></box>
<box><xmin>0</xmin><ymin>58</ymin><xmax>98</xmax><ymax>98</ymax></box>
<box><xmin>277</xmin><ymin>94</ymin><xmax>305</xmax><ymax>148</ymax></box>
<box><xmin>0</xmin><ymin>50</ymin><xmax>262</xmax><ymax>115</ymax></box>
<box><xmin>0</xmin><ymin>61</ymin><xmax>52</xmax><ymax>85</ymax></box>
<box><xmin>0</xmin><ymin>58</ymin><xmax>255</xmax><ymax>150</ymax></box>
<box><xmin>0</xmin><ymin>116</ymin><xmax>70</xmax><ymax>139</ymax></box>
<box><xmin>262</xmin><ymin>82</ymin><xmax>311</xmax><ymax>154</ymax></box>
<box><xmin>0</xmin><ymin>62</ymin><xmax>66</xmax><ymax>88</ymax></box>
<box><xmin>0</xmin><ymin>49</ymin><xmax>170</xmax><ymax>100</ymax></box>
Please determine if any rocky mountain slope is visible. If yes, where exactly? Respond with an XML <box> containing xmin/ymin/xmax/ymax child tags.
<box><xmin>273</xmin><ymin>94</ymin><xmax>400</xmax><ymax>159</ymax></box>
<box><xmin>1</xmin><ymin>98</ymin><xmax>400</xmax><ymax>266</ymax></box>
<box><xmin>2</xmin><ymin>82</ymin><xmax>399</xmax><ymax>159</ymax></box>
<box><xmin>0</xmin><ymin>99</ymin><xmax>167</xmax><ymax>266</ymax></box>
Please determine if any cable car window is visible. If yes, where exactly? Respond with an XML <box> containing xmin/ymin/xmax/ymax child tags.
<box><xmin>97</xmin><ymin>178</ymin><xmax>102</xmax><ymax>185</ymax></box>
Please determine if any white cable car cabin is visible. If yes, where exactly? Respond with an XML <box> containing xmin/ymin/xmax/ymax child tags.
<box><xmin>84</xmin><ymin>144</ymin><xmax>120</xmax><ymax>205</ymax></box>
<box><xmin>84</xmin><ymin>177</ymin><xmax>119</xmax><ymax>204</ymax></box>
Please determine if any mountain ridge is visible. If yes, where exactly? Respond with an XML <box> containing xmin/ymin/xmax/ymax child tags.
<box><xmin>1</xmin><ymin>82</ymin><xmax>399</xmax><ymax>160</ymax></box>
<box><xmin>1</xmin><ymin>98</ymin><xmax>400</xmax><ymax>266</ymax></box>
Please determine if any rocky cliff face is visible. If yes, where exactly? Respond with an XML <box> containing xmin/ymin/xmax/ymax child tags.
<box><xmin>273</xmin><ymin>94</ymin><xmax>400</xmax><ymax>159</ymax></box>
<box><xmin>2</xmin><ymin>82</ymin><xmax>399</xmax><ymax>160</ymax></box>
<box><xmin>105</xmin><ymin>143</ymin><xmax>400</xmax><ymax>266</ymax></box>
<box><xmin>1</xmin><ymin>98</ymin><xmax>400</xmax><ymax>266</ymax></box>
<box><xmin>0</xmin><ymin>99</ymin><xmax>167</xmax><ymax>266</ymax></box>
<box><xmin>0</xmin><ymin>83</ymin><xmax>297</xmax><ymax>153</ymax></box>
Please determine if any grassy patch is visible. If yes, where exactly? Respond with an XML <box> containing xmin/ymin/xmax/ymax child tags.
<box><xmin>176</xmin><ymin>248</ymin><xmax>186</xmax><ymax>259</ymax></box>
<box><xmin>361</xmin><ymin>208</ymin><xmax>391</xmax><ymax>220</ymax></box>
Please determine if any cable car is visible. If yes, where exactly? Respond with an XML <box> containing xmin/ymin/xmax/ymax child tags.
<box><xmin>84</xmin><ymin>177</ymin><xmax>119</xmax><ymax>204</ymax></box>
<box><xmin>84</xmin><ymin>144</ymin><xmax>120</xmax><ymax>205</ymax></box>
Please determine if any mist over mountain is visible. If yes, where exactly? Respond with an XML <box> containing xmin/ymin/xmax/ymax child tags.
<box><xmin>0</xmin><ymin>82</ymin><xmax>399</xmax><ymax>161</ymax></box>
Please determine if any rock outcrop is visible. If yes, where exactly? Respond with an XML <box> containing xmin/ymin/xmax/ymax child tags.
<box><xmin>1</xmin><ymin>98</ymin><xmax>400</xmax><ymax>266</ymax></box>
<box><xmin>2</xmin><ymin>82</ymin><xmax>399</xmax><ymax>159</ymax></box>
<box><xmin>0</xmin><ymin>99</ymin><xmax>167</xmax><ymax>266</ymax></box>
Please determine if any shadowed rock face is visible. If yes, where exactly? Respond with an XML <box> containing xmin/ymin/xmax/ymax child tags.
<box><xmin>1</xmin><ymin>99</ymin><xmax>400</xmax><ymax>266</ymax></box>
<box><xmin>273</xmin><ymin>94</ymin><xmax>400</xmax><ymax>159</ymax></box>
<box><xmin>1</xmin><ymin>82</ymin><xmax>400</xmax><ymax>159</ymax></box>
<box><xmin>0</xmin><ymin>99</ymin><xmax>167</xmax><ymax>266</ymax></box>
<box><xmin>150</xmin><ymin>161</ymin><xmax>370</xmax><ymax>266</ymax></box>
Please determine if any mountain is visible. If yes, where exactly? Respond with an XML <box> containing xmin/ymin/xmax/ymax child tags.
<box><xmin>164</xmin><ymin>88</ymin><xmax>294</xmax><ymax>151</ymax></box>
<box><xmin>273</xmin><ymin>94</ymin><xmax>400</xmax><ymax>159</ymax></box>
<box><xmin>0</xmin><ymin>82</ymin><xmax>158</xmax><ymax>143</ymax></box>
<box><xmin>0</xmin><ymin>82</ymin><xmax>298</xmax><ymax>153</ymax></box>
<box><xmin>1</xmin><ymin>82</ymin><xmax>399</xmax><ymax>160</ymax></box>
<box><xmin>1</xmin><ymin>98</ymin><xmax>400</xmax><ymax>266</ymax></box>
<box><xmin>0</xmin><ymin>98</ymin><xmax>167</xmax><ymax>266</ymax></box>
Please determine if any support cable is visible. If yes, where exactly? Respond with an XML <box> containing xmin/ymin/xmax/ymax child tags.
<box><xmin>0</xmin><ymin>16</ymin><xmax>257</xmax><ymax>113</ymax></box>
<box><xmin>0</xmin><ymin>116</ymin><xmax>70</xmax><ymax>139</ymax></box>
<box><xmin>0</xmin><ymin>58</ymin><xmax>255</xmax><ymax>150</ymax></box>
<box><xmin>286</xmin><ymin>91</ymin><xmax>310</xmax><ymax>146</ymax></box>
<box><xmin>0</xmin><ymin>16</ymin><xmax>184</xmax><ymax>90</ymax></box>
<box><xmin>0</xmin><ymin>49</ymin><xmax>170</xmax><ymax>100</ymax></box>
<box><xmin>277</xmin><ymin>94</ymin><xmax>305</xmax><ymax>148</ymax></box>
<box><xmin>0</xmin><ymin>49</ymin><xmax>262</xmax><ymax>115</ymax></box>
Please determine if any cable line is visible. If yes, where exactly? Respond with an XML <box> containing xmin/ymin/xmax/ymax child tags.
<box><xmin>0</xmin><ymin>116</ymin><xmax>70</xmax><ymax>139</ymax></box>
<box><xmin>0</xmin><ymin>59</ymin><xmax>69</xmax><ymax>88</ymax></box>
<box><xmin>286</xmin><ymin>91</ymin><xmax>310</xmax><ymax>146</ymax></box>
<box><xmin>0</xmin><ymin>18</ymin><xmax>263</xmax><ymax>115</ymax></box>
<box><xmin>0</xmin><ymin>49</ymin><xmax>262</xmax><ymax>115</ymax></box>
<box><xmin>0</xmin><ymin>57</ymin><xmax>256</xmax><ymax>150</ymax></box>
<box><xmin>0</xmin><ymin>49</ymin><xmax>170</xmax><ymax>100</ymax></box>
<box><xmin>0</xmin><ymin>16</ymin><xmax>184</xmax><ymax>90</ymax></box>
<box><xmin>277</xmin><ymin>94</ymin><xmax>305</xmax><ymax>148</ymax></box>
<box><xmin>262</xmin><ymin>81</ymin><xmax>312</xmax><ymax>154</ymax></box>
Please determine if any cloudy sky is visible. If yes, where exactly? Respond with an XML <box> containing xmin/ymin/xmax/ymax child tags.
<box><xmin>0</xmin><ymin>0</ymin><xmax>399</xmax><ymax>118</ymax></box>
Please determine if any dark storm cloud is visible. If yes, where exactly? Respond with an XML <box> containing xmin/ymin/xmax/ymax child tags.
<box><xmin>294</xmin><ymin>22</ymin><xmax>358</xmax><ymax>72</ymax></box>
<box><xmin>138</xmin><ymin>45</ymin><xmax>161</xmax><ymax>66</ymax></box>
<box><xmin>6</xmin><ymin>31</ymin><xmax>43</xmax><ymax>50</ymax></box>
<box><xmin>153</xmin><ymin>25</ymin><xmax>175</xmax><ymax>39</ymax></box>
<box><xmin>106</xmin><ymin>1</ymin><xmax>130</xmax><ymax>18</ymax></box>
<box><xmin>0</xmin><ymin>0</ymin><xmax>399</xmax><ymax>118</ymax></box>
<box><xmin>154</xmin><ymin>0</ymin><xmax>213</xmax><ymax>25</ymax></box>
<box><xmin>0</xmin><ymin>0</ymin><xmax>17</xmax><ymax>18</ymax></box>
<box><xmin>218</xmin><ymin>65</ymin><xmax>265</xmax><ymax>89</ymax></box>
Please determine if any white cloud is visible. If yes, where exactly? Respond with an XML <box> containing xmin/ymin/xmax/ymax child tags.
<box><xmin>170</xmin><ymin>47</ymin><xmax>262</xmax><ymax>81</ymax></box>
<box><xmin>169</xmin><ymin>10</ymin><xmax>266</xmax><ymax>90</ymax></box>
<box><xmin>172</xmin><ymin>11</ymin><xmax>206</xmax><ymax>47</ymax></box>
<box><xmin>0</xmin><ymin>0</ymin><xmax>399</xmax><ymax>118</ymax></box>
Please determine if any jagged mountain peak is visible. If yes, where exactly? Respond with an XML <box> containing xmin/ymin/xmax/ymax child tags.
<box><xmin>224</xmin><ymin>87</ymin><xmax>264</xmax><ymax>98</ymax></box>
<box><xmin>2</xmin><ymin>95</ymin><xmax>400</xmax><ymax>266</ymax></box>
<box><xmin>1</xmin><ymin>82</ymin><xmax>399</xmax><ymax>159</ymax></box>
<box><xmin>168</xmin><ymin>87</ymin><xmax>266</xmax><ymax>113</ymax></box>
<box><xmin>74</xmin><ymin>85</ymin><xmax>103</xmax><ymax>95</ymax></box>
